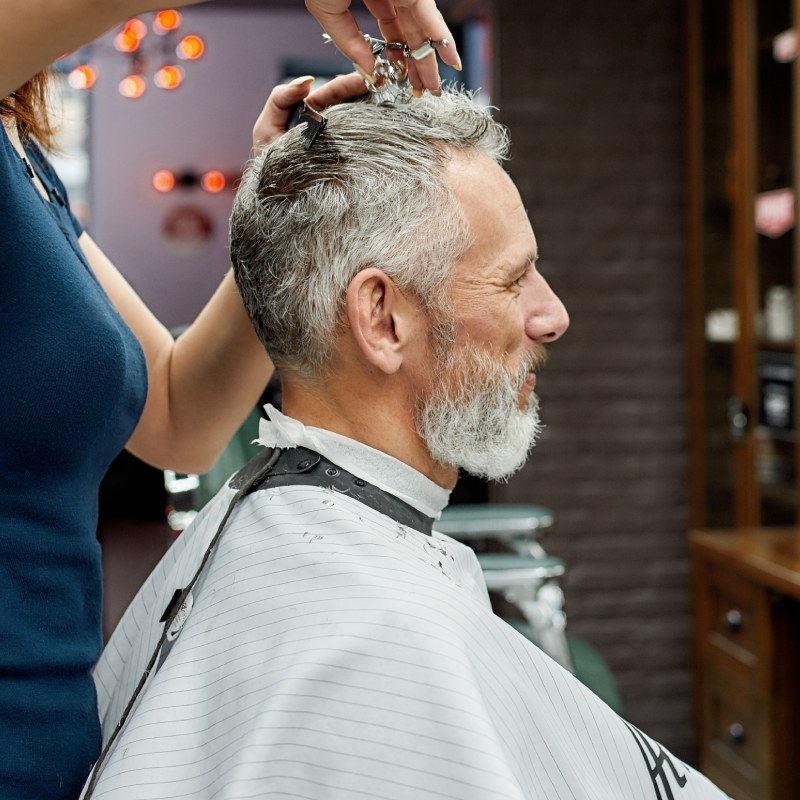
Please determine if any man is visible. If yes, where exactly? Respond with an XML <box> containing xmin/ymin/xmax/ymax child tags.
<box><xmin>83</xmin><ymin>90</ymin><xmax>729</xmax><ymax>800</ymax></box>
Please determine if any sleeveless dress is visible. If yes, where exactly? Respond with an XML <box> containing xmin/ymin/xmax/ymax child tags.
<box><xmin>0</xmin><ymin>125</ymin><xmax>148</xmax><ymax>798</ymax></box>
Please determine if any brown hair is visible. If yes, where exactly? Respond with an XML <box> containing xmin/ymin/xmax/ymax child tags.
<box><xmin>0</xmin><ymin>70</ymin><xmax>57</xmax><ymax>150</ymax></box>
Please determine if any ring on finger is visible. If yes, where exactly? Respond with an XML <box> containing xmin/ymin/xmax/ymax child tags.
<box><xmin>406</xmin><ymin>37</ymin><xmax>450</xmax><ymax>61</ymax></box>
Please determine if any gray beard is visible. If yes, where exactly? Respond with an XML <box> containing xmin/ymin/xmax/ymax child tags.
<box><xmin>415</xmin><ymin>346</ymin><xmax>543</xmax><ymax>482</ymax></box>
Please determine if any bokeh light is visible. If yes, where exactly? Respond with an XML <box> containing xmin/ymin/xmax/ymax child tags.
<box><xmin>154</xmin><ymin>9</ymin><xmax>182</xmax><ymax>34</ymax></box>
<box><xmin>114</xmin><ymin>29</ymin><xmax>141</xmax><ymax>53</ymax></box>
<box><xmin>152</xmin><ymin>169</ymin><xmax>176</xmax><ymax>192</ymax></box>
<box><xmin>67</xmin><ymin>65</ymin><xmax>98</xmax><ymax>90</ymax></box>
<box><xmin>176</xmin><ymin>34</ymin><xmax>205</xmax><ymax>60</ymax></box>
<box><xmin>201</xmin><ymin>170</ymin><xmax>226</xmax><ymax>193</ymax></box>
<box><xmin>124</xmin><ymin>18</ymin><xmax>148</xmax><ymax>39</ymax></box>
<box><xmin>118</xmin><ymin>74</ymin><xmax>146</xmax><ymax>99</ymax></box>
<box><xmin>153</xmin><ymin>65</ymin><xmax>184</xmax><ymax>90</ymax></box>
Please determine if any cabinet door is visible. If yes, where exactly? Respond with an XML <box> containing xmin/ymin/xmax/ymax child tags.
<box><xmin>689</xmin><ymin>0</ymin><xmax>799</xmax><ymax>527</ymax></box>
<box><xmin>752</xmin><ymin>0</ymin><xmax>797</xmax><ymax>524</ymax></box>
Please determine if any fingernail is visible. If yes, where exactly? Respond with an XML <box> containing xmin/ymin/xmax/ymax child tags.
<box><xmin>430</xmin><ymin>86</ymin><xmax>442</xmax><ymax>97</ymax></box>
<box><xmin>289</xmin><ymin>75</ymin><xmax>315</xmax><ymax>87</ymax></box>
<box><xmin>412</xmin><ymin>86</ymin><xmax>424</xmax><ymax>98</ymax></box>
<box><xmin>353</xmin><ymin>64</ymin><xmax>376</xmax><ymax>86</ymax></box>
<box><xmin>453</xmin><ymin>58</ymin><xmax>463</xmax><ymax>72</ymax></box>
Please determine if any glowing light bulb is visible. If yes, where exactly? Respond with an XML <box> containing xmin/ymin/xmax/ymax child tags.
<box><xmin>176</xmin><ymin>34</ymin><xmax>205</xmax><ymax>60</ymax></box>
<box><xmin>154</xmin><ymin>9</ymin><xmax>182</xmax><ymax>34</ymax></box>
<box><xmin>201</xmin><ymin>170</ymin><xmax>226</xmax><ymax>193</ymax></box>
<box><xmin>152</xmin><ymin>169</ymin><xmax>176</xmax><ymax>192</ymax></box>
<box><xmin>154</xmin><ymin>65</ymin><xmax>184</xmax><ymax>90</ymax></box>
<box><xmin>114</xmin><ymin>29</ymin><xmax>141</xmax><ymax>52</ymax></box>
<box><xmin>119</xmin><ymin>74</ymin><xmax>146</xmax><ymax>99</ymax></box>
<box><xmin>68</xmin><ymin>64</ymin><xmax>98</xmax><ymax>90</ymax></box>
<box><xmin>124</xmin><ymin>18</ymin><xmax>148</xmax><ymax>38</ymax></box>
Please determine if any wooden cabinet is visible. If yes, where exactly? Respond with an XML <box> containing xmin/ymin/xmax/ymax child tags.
<box><xmin>688</xmin><ymin>6</ymin><xmax>800</xmax><ymax>795</ymax></box>
<box><xmin>687</xmin><ymin>0</ymin><xmax>800</xmax><ymax>527</ymax></box>
<box><xmin>691</xmin><ymin>530</ymin><xmax>800</xmax><ymax>799</ymax></box>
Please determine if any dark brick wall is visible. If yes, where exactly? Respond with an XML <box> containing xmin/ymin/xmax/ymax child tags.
<box><xmin>491</xmin><ymin>0</ymin><xmax>692</xmax><ymax>759</ymax></box>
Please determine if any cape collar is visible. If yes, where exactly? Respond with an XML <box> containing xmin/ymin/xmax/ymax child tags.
<box><xmin>255</xmin><ymin>405</ymin><xmax>450</xmax><ymax>521</ymax></box>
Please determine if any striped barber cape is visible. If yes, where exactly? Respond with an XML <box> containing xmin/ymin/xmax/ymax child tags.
<box><xmin>82</xmin><ymin>411</ymin><xmax>730</xmax><ymax>800</ymax></box>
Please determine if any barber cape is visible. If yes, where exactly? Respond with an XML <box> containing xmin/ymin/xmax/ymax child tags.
<box><xmin>84</xmin><ymin>407</ymin><xmax>729</xmax><ymax>800</ymax></box>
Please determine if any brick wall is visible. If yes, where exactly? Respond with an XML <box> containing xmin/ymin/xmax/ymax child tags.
<box><xmin>491</xmin><ymin>0</ymin><xmax>692</xmax><ymax>760</ymax></box>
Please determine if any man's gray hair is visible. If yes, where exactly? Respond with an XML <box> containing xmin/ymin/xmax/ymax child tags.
<box><xmin>230</xmin><ymin>87</ymin><xmax>509</xmax><ymax>379</ymax></box>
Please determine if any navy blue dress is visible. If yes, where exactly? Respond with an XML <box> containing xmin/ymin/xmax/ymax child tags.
<box><xmin>0</xmin><ymin>125</ymin><xmax>147</xmax><ymax>798</ymax></box>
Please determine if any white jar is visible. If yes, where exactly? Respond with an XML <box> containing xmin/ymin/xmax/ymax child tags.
<box><xmin>765</xmin><ymin>286</ymin><xmax>794</xmax><ymax>342</ymax></box>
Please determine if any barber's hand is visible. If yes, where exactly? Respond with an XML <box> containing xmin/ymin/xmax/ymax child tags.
<box><xmin>305</xmin><ymin>0</ymin><xmax>460</xmax><ymax>93</ymax></box>
<box><xmin>251</xmin><ymin>72</ymin><xmax>368</xmax><ymax>150</ymax></box>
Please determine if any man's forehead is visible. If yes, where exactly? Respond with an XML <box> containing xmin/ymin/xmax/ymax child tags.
<box><xmin>445</xmin><ymin>152</ymin><xmax>537</xmax><ymax>278</ymax></box>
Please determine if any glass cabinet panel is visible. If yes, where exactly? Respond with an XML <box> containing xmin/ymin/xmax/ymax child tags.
<box><xmin>754</xmin><ymin>1</ymin><xmax>796</xmax><ymax>523</ymax></box>
<box><xmin>691</xmin><ymin>0</ymin><xmax>799</xmax><ymax>528</ymax></box>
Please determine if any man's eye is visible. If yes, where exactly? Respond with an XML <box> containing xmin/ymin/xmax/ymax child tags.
<box><xmin>512</xmin><ymin>263</ymin><xmax>535</xmax><ymax>288</ymax></box>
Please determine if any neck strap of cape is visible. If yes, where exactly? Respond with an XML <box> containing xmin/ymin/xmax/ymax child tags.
<box><xmin>231</xmin><ymin>445</ymin><xmax>436</xmax><ymax>535</ymax></box>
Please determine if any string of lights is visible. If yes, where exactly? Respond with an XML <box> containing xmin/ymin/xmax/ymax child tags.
<box><xmin>64</xmin><ymin>9</ymin><xmax>206</xmax><ymax>99</ymax></box>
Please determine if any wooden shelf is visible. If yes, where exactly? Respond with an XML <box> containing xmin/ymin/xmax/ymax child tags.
<box><xmin>692</xmin><ymin>528</ymin><xmax>800</xmax><ymax>600</ymax></box>
<box><xmin>757</xmin><ymin>340</ymin><xmax>795</xmax><ymax>352</ymax></box>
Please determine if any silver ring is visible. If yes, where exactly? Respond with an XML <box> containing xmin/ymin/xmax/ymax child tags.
<box><xmin>406</xmin><ymin>37</ymin><xmax>450</xmax><ymax>61</ymax></box>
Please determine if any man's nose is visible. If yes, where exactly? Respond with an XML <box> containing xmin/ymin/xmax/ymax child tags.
<box><xmin>524</xmin><ymin>278</ymin><xmax>569</xmax><ymax>344</ymax></box>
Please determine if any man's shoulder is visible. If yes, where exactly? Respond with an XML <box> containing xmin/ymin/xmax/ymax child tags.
<box><xmin>202</xmin><ymin>484</ymin><xmax>483</xmax><ymax>606</ymax></box>
<box><xmin>231</xmin><ymin>479</ymin><xmax>428</xmax><ymax>541</ymax></box>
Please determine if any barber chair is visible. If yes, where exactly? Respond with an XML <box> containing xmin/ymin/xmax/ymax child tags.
<box><xmin>433</xmin><ymin>504</ymin><xmax>623</xmax><ymax>715</ymax></box>
<box><xmin>434</xmin><ymin>505</ymin><xmax>570</xmax><ymax>668</ymax></box>
<box><xmin>433</xmin><ymin>503</ymin><xmax>554</xmax><ymax>558</ymax></box>
<box><xmin>478</xmin><ymin>552</ymin><xmax>572</xmax><ymax>672</ymax></box>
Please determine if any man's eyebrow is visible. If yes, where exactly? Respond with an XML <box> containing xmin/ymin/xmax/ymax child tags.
<box><xmin>510</xmin><ymin>251</ymin><xmax>538</xmax><ymax>275</ymax></box>
<box><xmin>495</xmin><ymin>251</ymin><xmax>539</xmax><ymax>281</ymax></box>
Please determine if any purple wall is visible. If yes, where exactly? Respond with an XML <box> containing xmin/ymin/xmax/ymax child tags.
<box><xmin>88</xmin><ymin>6</ymin><xmax>367</xmax><ymax>328</ymax></box>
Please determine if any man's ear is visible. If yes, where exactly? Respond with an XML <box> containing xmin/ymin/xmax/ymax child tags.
<box><xmin>346</xmin><ymin>269</ymin><xmax>418</xmax><ymax>375</ymax></box>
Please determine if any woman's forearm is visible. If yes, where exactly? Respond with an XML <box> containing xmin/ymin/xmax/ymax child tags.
<box><xmin>146</xmin><ymin>270</ymin><xmax>274</xmax><ymax>473</ymax></box>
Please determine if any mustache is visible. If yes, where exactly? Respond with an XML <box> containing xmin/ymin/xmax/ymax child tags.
<box><xmin>512</xmin><ymin>345</ymin><xmax>548</xmax><ymax>387</ymax></box>
<box><xmin>433</xmin><ymin>339</ymin><xmax>550</xmax><ymax>398</ymax></box>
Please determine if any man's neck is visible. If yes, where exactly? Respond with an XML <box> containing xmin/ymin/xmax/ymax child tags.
<box><xmin>281</xmin><ymin>382</ymin><xmax>458</xmax><ymax>491</ymax></box>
